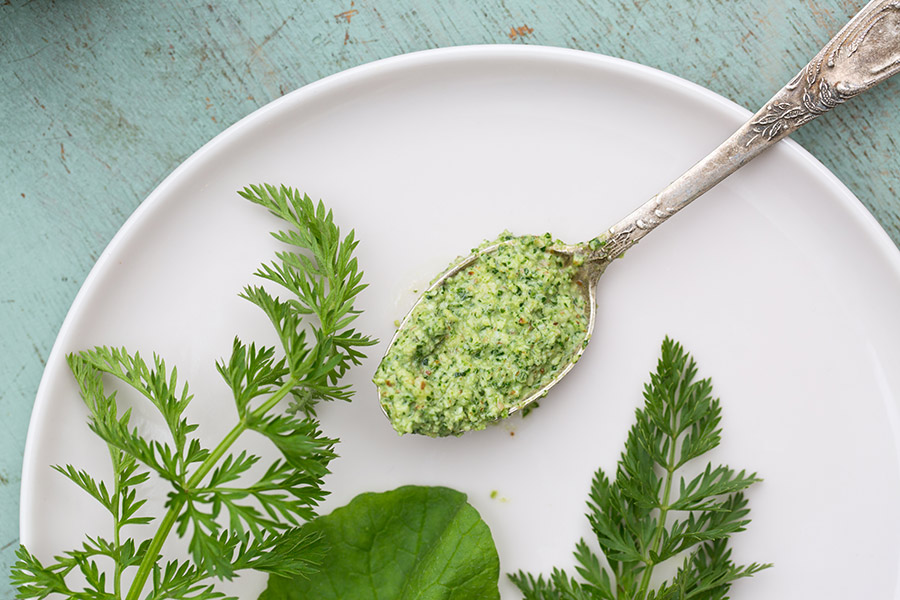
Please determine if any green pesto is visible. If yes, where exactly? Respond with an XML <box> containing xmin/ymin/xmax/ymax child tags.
<box><xmin>374</xmin><ymin>233</ymin><xmax>589</xmax><ymax>437</ymax></box>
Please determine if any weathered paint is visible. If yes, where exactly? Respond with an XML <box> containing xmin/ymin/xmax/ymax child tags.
<box><xmin>2</xmin><ymin>0</ymin><xmax>898</xmax><ymax>590</ymax></box>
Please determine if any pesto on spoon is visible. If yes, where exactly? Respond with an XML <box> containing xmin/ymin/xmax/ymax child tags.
<box><xmin>375</xmin><ymin>0</ymin><xmax>900</xmax><ymax>436</ymax></box>
<box><xmin>374</xmin><ymin>234</ymin><xmax>592</xmax><ymax>436</ymax></box>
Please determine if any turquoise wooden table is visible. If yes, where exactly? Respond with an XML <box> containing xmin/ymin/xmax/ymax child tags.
<box><xmin>3</xmin><ymin>0</ymin><xmax>899</xmax><ymax>596</ymax></box>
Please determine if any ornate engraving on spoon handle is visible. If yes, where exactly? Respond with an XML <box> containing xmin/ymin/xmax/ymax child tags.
<box><xmin>748</xmin><ymin>0</ymin><xmax>900</xmax><ymax>145</ymax></box>
<box><xmin>594</xmin><ymin>0</ymin><xmax>900</xmax><ymax>263</ymax></box>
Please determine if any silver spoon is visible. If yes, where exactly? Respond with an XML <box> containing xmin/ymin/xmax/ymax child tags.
<box><xmin>379</xmin><ymin>0</ymin><xmax>900</xmax><ymax>434</ymax></box>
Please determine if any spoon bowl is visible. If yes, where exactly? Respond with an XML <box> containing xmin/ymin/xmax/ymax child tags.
<box><xmin>378</xmin><ymin>238</ymin><xmax>607</xmax><ymax>427</ymax></box>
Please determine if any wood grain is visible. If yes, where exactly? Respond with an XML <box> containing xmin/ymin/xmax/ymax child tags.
<box><xmin>2</xmin><ymin>0</ymin><xmax>897</xmax><ymax>590</ymax></box>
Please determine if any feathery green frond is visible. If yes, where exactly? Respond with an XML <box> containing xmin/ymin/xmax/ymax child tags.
<box><xmin>12</xmin><ymin>187</ymin><xmax>375</xmax><ymax>600</ymax></box>
<box><xmin>511</xmin><ymin>338</ymin><xmax>770</xmax><ymax>599</ymax></box>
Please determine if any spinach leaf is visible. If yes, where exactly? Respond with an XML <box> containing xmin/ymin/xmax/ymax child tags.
<box><xmin>261</xmin><ymin>485</ymin><xmax>500</xmax><ymax>600</ymax></box>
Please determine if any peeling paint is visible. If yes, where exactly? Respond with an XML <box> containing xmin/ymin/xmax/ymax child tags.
<box><xmin>32</xmin><ymin>343</ymin><xmax>45</xmax><ymax>367</ymax></box>
<box><xmin>60</xmin><ymin>142</ymin><xmax>70</xmax><ymax>174</ymax></box>
<box><xmin>335</xmin><ymin>2</ymin><xmax>358</xmax><ymax>24</ymax></box>
<box><xmin>336</xmin><ymin>9</ymin><xmax>359</xmax><ymax>23</ymax></box>
<box><xmin>508</xmin><ymin>24</ymin><xmax>534</xmax><ymax>40</ymax></box>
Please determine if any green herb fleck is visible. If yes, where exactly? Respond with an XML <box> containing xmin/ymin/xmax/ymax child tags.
<box><xmin>520</xmin><ymin>400</ymin><xmax>540</xmax><ymax>418</ymax></box>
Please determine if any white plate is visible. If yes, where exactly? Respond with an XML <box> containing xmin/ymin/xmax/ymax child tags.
<box><xmin>20</xmin><ymin>46</ymin><xmax>900</xmax><ymax>598</ymax></box>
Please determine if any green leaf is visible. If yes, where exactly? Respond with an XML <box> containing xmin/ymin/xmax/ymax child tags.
<box><xmin>76</xmin><ymin>347</ymin><xmax>197</xmax><ymax>459</ymax></box>
<box><xmin>12</xmin><ymin>187</ymin><xmax>377</xmax><ymax>600</ymax></box>
<box><xmin>510</xmin><ymin>338</ymin><xmax>770</xmax><ymax>599</ymax></box>
<box><xmin>238</xmin><ymin>183</ymin><xmax>377</xmax><ymax>415</ymax></box>
<box><xmin>10</xmin><ymin>546</ymin><xmax>73</xmax><ymax>599</ymax></box>
<box><xmin>216</xmin><ymin>338</ymin><xmax>288</xmax><ymax>417</ymax></box>
<box><xmin>51</xmin><ymin>465</ymin><xmax>114</xmax><ymax>515</ymax></box>
<box><xmin>261</xmin><ymin>486</ymin><xmax>500</xmax><ymax>600</ymax></box>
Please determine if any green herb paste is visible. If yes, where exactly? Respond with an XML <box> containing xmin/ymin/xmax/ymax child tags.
<box><xmin>374</xmin><ymin>233</ymin><xmax>589</xmax><ymax>436</ymax></box>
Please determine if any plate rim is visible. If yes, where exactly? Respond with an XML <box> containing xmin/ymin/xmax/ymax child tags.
<box><xmin>19</xmin><ymin>42</ymin><xmax>900</xmax><ymax>546</ymax></box>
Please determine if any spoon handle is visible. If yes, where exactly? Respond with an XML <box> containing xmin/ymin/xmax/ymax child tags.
<box><xmin>594</xmin><ymin>0</ymin><xmax>900</xmax><ymax>262</ymax></box>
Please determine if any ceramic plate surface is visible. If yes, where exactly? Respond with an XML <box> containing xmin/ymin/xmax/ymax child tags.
<box><xmin>20</xmin><ymin>46</ymin><xmax>900</xmax><ymax>598</ymax></box>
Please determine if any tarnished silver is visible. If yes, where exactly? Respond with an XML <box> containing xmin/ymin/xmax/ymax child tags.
<box><xmin>587</xmin><ymin>0</ymin><xmax>900</xmax><ymax>265</ymax></box>
<box><xmin>380</xmin><ymin>0</ymin><xmax>900</xmax><ymax>432</ymax></box>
